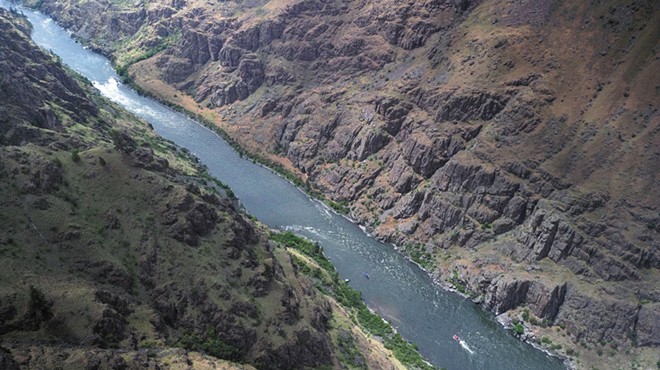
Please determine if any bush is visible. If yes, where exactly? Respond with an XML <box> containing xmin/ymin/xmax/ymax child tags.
<box><xmin>178</xmin><ymin>329</ymin><xmax>240</xmax><ymax>361</ymax></box>
<box><xmin>385</xmin><ymin>333</ymin><xmax>434</xmax><ymax>370</ymax></box>
<box><xmin>335</xmin><ymin>281</ymin><xmax>363</xmax><ymax>308</ymax></box>
<box><xmin>327</xmin><ymin>200</ymin><xmax>349</xmax><ymax>214</ymax></box>
<box><xmin>357</xmin><ymin>306</ymin><xmax>391</xmax><ymax>338</ymax></box>
<box><xmin>513</xmin><ymin>323</ymin><xmax>524</xmax><ymax>335</ymax></box>
<box><xmin>26</xmin><ymin>285</ymin><xmax>53</xmax><ymax>324</ymax></box>
<box><xmin>336</xmin><ymin>332</ymin><xmax>365</xmax><ymax>368</ymax></box>
<box><xmin>71</xmin><ymin>149</ymin><xmax>81</xmax><ymax>162</ymax></box>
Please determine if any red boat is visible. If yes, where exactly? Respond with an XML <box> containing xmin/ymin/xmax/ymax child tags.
<box><xmin>453</xmin><ymin>335</ymin><xmax>460</xmax><ymax>341</ymax></box>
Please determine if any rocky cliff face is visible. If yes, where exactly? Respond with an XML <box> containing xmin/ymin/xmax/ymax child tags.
<box><xmin>21</xmin><ymin>0</ymin><xmax>660</xmax><ymax>368</ymax></box>
<box><xmin>0</xmin><ymin>8</ymin><xmax>403</xmax><ymax>369</ymax></box>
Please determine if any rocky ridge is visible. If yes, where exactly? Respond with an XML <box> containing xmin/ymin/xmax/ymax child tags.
<box><xmin>20</xmin><ymin>0</ymin><xmax>660</xmax><ymax>368</ymax></box>
<box><xmin>0</xmin><ymin>8</ymin><xmax>406</xmax><ymax>369</ymax></box>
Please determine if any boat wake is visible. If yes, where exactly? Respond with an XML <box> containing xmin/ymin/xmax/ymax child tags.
<box><xmin>454</xmin><ymin>335</ymin><xmax>475</xmax><ymax>354</ymax></box>
<box><xmin>459</xmin><ymin>340</ymin><xmax>474</xmax><ymax>354</ymax></box>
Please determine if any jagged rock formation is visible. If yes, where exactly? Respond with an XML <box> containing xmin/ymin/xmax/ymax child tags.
<box><xmin>20</xmin><ymin>0</ymin><xmax>660</xmax><ymax>368</ymax></box>
<box><xmin>0</xmin><ymin>8</ymin><xmax>403</xmax><ymax>369</ymax></box>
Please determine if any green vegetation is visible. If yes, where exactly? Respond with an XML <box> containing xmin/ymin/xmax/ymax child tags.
<box><xmin>449</xmin><ymin>268</ymin><xmax>467</xmax><ymax>294</ymax></box>
<box><xmin>178</xmin><ymin>329</ymin><xmax>241</xmax><ymax>361</ymax></box>
<box><xmin>71</xmin><ymin>149</ymin><xmax>81</xmax><ymax>162</ymax></box>
<box><xmin>200</xmin><ymin>170</ymin><xmax>235</xmax><ymax>199</ymax></box>
<box><xmin>521</xmin><ymin>308</ymin><xmax>530</xmax><ymax>321</ymax></box>
<box><xmin>271</xmin><ymin>232</ymin><xmax>334</xmax><ymax>273</ymax></box>
<box><xmin>513</xmin><ymin>323</ymin><xmax>524</xmax><ymax>335</ymax></box>
<box><xmin>116</xmin><ymin>32</ymin><xmax>181</xmax><ymax>83</ymax></box>
<box><xmin>27</xmin><ymin>285</ymin><xmax>53</xmax><ymax>320</ymax></box>
<box><xmin>404</xmin><ymin>242</ymin><xmax>435</xmax><ymax>270</ymax></box>
<box><xmin>327</xmin><ymin>199</ymin><xmax>350</xmax><ymax>214</ymax></box>
<box><xmin>336</xmin><ymin>331</ymin><xmax>366</xmax><ymax>369</ymax></box>
<box><xmin>273</xmin><ymin>231</ymin><xmax>435</xmax><ymax>370</ymax></box>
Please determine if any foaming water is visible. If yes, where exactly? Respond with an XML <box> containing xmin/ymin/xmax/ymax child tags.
<box><xmin>0</xmin><ymin>2</ymin><xmax>566</xmax><ymax>369</ymax></box>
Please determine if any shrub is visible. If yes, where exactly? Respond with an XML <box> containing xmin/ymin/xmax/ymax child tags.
<box><xmin>513</xmin><ymin>323</ymin><xmax>525</xmax><ymax>335</ymax></box>
<box><xmin>71</xmin><ymin>149</ymin><xmax>80</xmax><ymax>162</ymax></box>
<box><xmin>328</xmin><ymin>200</ymin><xmax>349</xmax><ymax>214</ymax></box>
<box><xmin>178</xmin><ymin>329</ymin><xmax>240</xmax><ymax>361</ymax></box>
<box><xmin>357</xmin><ymin>306</ymin><xmax>391</xmax><ymax>338</ymax></box>
<box><xmin>26</xmin><ymin>285</ymin><xmax>53</xmax><ymax>324</ymax></box>
<box><xmin>335</xmin><ymin>281</ymin><xmax>363</xmax><ymax>308</ymax></box>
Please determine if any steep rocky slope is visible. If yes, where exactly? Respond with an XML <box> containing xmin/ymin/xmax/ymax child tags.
<box><xmin>20</xmin><ymin>0</ymin><xmax>660</xmax><ymax>368</ymax></box>
<box><xmin>0</xmin><ymin>8</ymin><xmax>408</xmax><ymax>369</ymax></box>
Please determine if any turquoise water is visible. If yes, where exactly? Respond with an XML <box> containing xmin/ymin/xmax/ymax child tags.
<box><xmin>0</xmin><ymin>2</ymin><xmax>566</xmax><ymax>368</ymax></box>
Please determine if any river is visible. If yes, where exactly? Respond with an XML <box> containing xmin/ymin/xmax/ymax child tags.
<box><xmin>1</xmin><ymin>2</ymin><xmax>566</xmax><ymax>369</ymax></box>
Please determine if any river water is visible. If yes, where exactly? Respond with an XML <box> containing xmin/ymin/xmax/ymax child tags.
<box><xmin>1</xmin><ymin>2</ymin><xmax>566</xmax><ymax>369</ymax></box>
